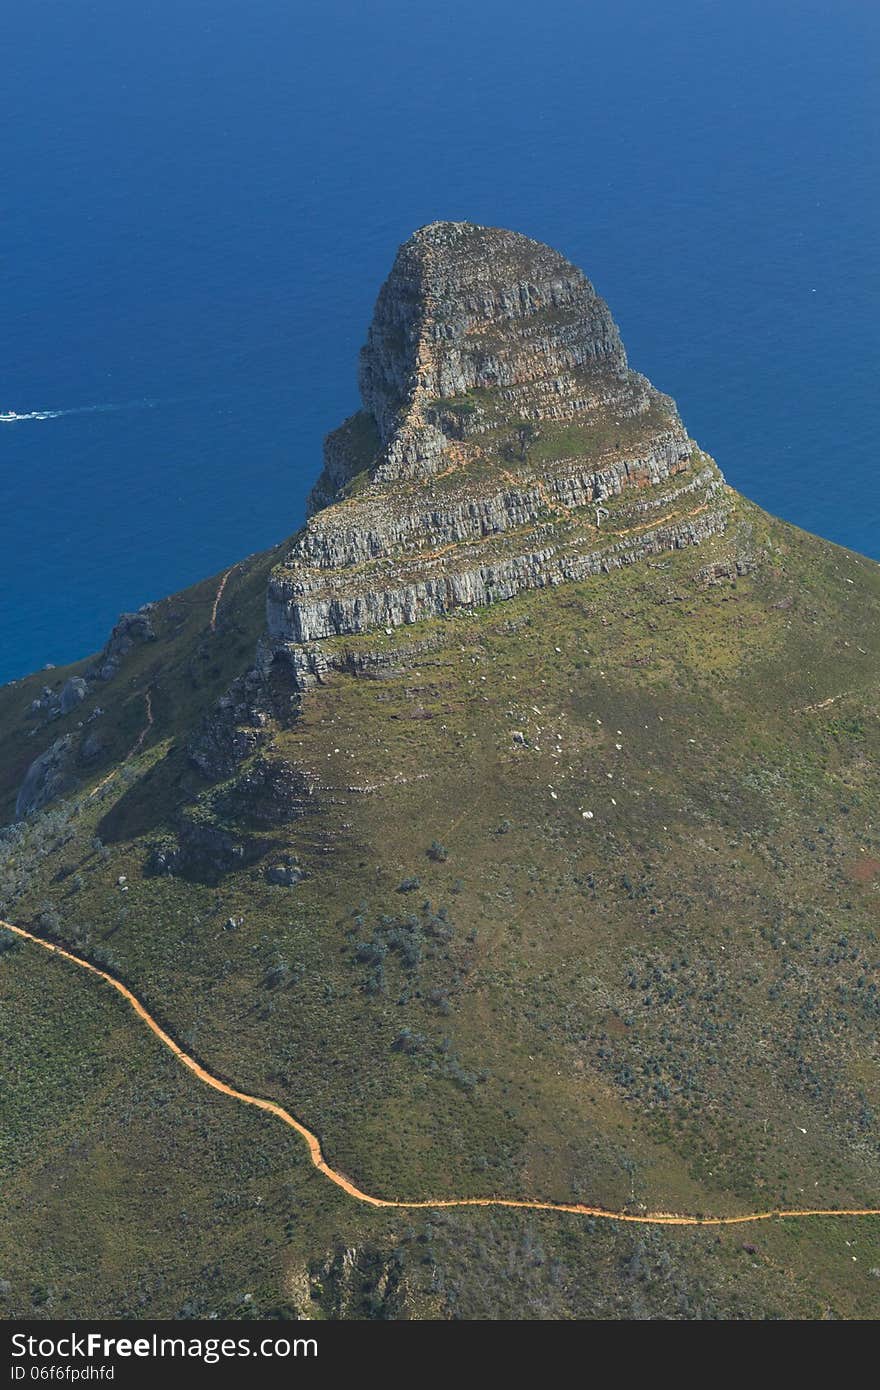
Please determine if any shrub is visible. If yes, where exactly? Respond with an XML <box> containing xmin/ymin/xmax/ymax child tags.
<box><xmin>0</xmin><ymin>928</ymin><xmax>22</xmax><ymax>958</ymax></box>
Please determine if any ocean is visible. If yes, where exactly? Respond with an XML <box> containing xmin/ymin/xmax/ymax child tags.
<box><xmin>2</xmin><ymin>0</ymin><xmax>878</xmax><ymax>683</ymax></box>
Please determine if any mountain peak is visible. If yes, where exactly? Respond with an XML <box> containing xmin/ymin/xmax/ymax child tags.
<box><xmin>270</xmin><ymin>224</ymin><xmax>730</xmax><ymax>649</ymax></box>
<box><xmin>358</xmin><ymin>221</ymin><xmax>628</xmax><ymax>477</ymax></box>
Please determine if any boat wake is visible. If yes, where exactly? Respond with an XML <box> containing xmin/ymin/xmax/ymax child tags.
<box><xmin>0</xmin><ymin>399</ymin><xmax>158</xmax><ymax>424</ymax></box>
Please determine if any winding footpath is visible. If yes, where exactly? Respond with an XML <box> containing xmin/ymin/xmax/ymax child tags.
<box><xmin>210</xmin><ymin>565</ymin><xmax>237</xmax><ymax>633</ymax></box>
<box><xmin>4</xmin><ymin>917</ymin><xmax>879</xmax><ymax>1228</ymax></box>
<box><xmin>89</xmin><ymin>690</ymin><xmax>154</xmax><ymax>798</ymax></box>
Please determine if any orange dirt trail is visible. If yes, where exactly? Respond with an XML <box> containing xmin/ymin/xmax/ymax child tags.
<box><xmin>210</xmin><ymin>566</ymin><xmax>236</xmax><ymax>632</ymax></box>
<box><xmin>5</xmin><ymin>920</ymin><xmax>880</xmax><ymax>1228</ymax></box>
<box><xmin>89</xmin><ymin>690</ymin><xmax>153</xmax><ymax>798</ymax></box>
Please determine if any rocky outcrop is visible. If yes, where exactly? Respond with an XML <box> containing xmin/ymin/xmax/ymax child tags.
<box><xmin>305</xmin><ymin>1245</ymin><xmax>409</xmax><ymax>1320</ymax></box>
<box><xmin>268</xmin><ymin>222</ymin><xmax>731</xmax><ymax>655</ymax></box>
<box><xmin>90</xmin><ymin>607</ymin><xmax>155</xmax><ymax>682</ymax></box>
<box><xmin>265</xmin><ymin>861</ymin><xmax>304</xmax><ymax>887</ymax></box>
<box><xmin>22</xmin><ymin>604</ymin><xmax>156</xmax><ymax>798</ymax></box>
<box><xmin>271</xmin><ymin>482</ymin><xmax>728</xmax><ymax>643</ymax></box>
<box><xmin>186</xmin><ymin>659</ymin><xmax>294</xmax><ymax>781</ymax></box>
<box><xmin>296</xmin><ymin>434</ymin><xmax>695</xmax><ymax>573</ymax></box>
<box><xmin>28</xmin><ymin>675</ymin><xmax>88</xmax><ymax>723</ymax></box>
<box><xmin>60</xmin><ymin>677</ymin><xmax>88</xmax><ymax>714</ymax></box>
<box><xmin>79</xmin><ymin>729</ymin><xmax>106</xmax><ymax>763</ymax></box>
<box><xmin>145</xmin><ymin>811</ymin><xmax>276</xmax><ymax>882</ymax></box>
<box><xmin>26</xmin><ymin>606</ymin><xmax>156</xmax><ymax>738</ymax></box>
<box><xmin>306</xmin><ymin>412</ymin><xmax>380</xmax><ymax>517</ymax></box>
<box><xmin>217</xmin><ymin>755</ymin><xmax>315</xmax><ymax>826</ymax></box>
<box><xmin>359</xmin><ymin>220</ymin><xmax>627</xmax><ymax>467</ymax></box>
<box><xmin>16</xmin><ymin>736</ymin><xmax>77</xmax><ymax>818</ymax></box>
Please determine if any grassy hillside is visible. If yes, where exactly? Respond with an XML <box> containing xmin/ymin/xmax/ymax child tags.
<box><xmin>3</xmin><ymin>932</ymin><xmax>879</xmax><ymax>1319</ymax></box>
<box><xmin>0</xmin><ymin>542</ymin><xmax>286</xmax><ymax>826</ymax></box>
<box><xmin>2</xmin><ymin>492</ymin><xmax>880</xmax><ymax>1318</ymax></box>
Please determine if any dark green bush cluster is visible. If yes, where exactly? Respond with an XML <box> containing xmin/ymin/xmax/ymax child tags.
<box><xmin>0</xmin><ymin>927</ymin><xmax>23</xmax><ymax>958</ymax></box>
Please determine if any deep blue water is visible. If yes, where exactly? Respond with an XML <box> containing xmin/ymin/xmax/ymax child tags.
<box><xmin>3</xmin><ymin>0</ymin><xmax>878</xmax><ymax>683</ymax></box>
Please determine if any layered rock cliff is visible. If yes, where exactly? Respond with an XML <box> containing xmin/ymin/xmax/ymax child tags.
<box><xmin>268</xmin><ymin>222</ymin><xmax>731</xmax><ymax>655</ymax></box>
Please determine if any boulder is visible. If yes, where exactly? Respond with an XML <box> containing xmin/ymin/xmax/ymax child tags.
<box><xmin>60</xmin><ymin>676</ymin><xmax>88</xmax><ymax>714</ymax></box>
<box><xmin>79</xmin><ymin>730</ymin><xmax>106</xmax><ymax>762</ymax></box>
<box><xmin>16</xmin><ymin>735</ymin><xmax>76</xmax><ymax>818</ymax></box>
<box><xmin>265</xmin><ymin>863</ymin><xmax>304</xmax><ymax>887</ymax></box>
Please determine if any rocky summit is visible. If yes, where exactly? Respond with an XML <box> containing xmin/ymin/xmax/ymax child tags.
<box><xmin>267</xmin><ymin>222</ymin><xmax>729</xmax><ymax>651</ymax></box>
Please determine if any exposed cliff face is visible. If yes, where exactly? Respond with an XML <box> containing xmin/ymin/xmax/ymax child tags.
<box><xmin>269</xmin><ymin>221</ymin><xmax>730</xmax><ymax>654</ymax></box>
<box><xmin>358</xmin><ymin>219</ymin><xmax>628</xmax><ymax>479</ymax></box>
<box><xmin>271</xmin><ymin>471</ymin><xmax>728</xmax><ymax>646</ymax></box>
